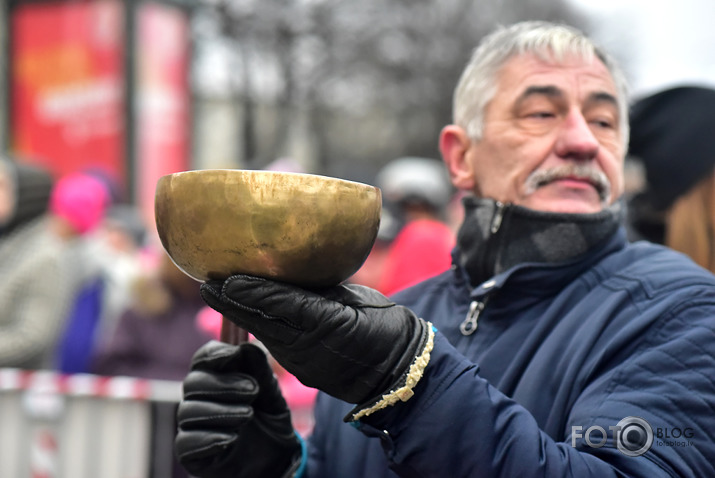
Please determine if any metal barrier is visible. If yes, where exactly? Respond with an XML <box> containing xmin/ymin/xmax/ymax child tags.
<box><xmin>0</xmin><ymin>368</ymin><xmax>182</xmax><ymax>478</ymax></box>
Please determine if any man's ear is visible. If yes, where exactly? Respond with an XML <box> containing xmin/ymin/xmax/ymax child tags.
<box><xmin>439</xmin><ymin>125</ymin><xmax>475</xmax><ymax>191</ymax></box>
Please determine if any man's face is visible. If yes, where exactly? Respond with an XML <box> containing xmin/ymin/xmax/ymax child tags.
<box><xmin>462</xmin><ymin>53</ymin><xmax>625</xmax><ymax>214</ymax></box>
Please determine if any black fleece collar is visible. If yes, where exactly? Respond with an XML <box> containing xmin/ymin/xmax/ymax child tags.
<box><xmin>456</xmin><ymin>196</ymin><xmax>624</xmax><ymax>287</ymax></box>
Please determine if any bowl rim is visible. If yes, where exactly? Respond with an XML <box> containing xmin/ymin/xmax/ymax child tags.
<box><xmin>160</xmin><ymin>168</ymin><xmax>380</xmax><ymax>190</ymax></box>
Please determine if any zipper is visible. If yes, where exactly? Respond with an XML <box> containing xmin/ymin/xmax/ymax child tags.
<box><xmin>460</xmin><ymin>201</ymin><xmax>506</xmax><ymax>337</ymax></box>
<box><xmin>460</xmin><ymin>299</ymin><xmax>485</xmax><ymax>335</ymax></box>
<box><xmin>490</xmin><ymin>201</ymin><xmax>505</xmax><ymax>233</ymax></box>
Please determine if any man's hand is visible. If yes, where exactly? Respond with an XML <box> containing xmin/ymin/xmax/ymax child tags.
<box><xmin>200</xmin><ymin>275</ymin><xmax>434</xmax><ymax>419</ymax></box>
<box><xmin>175</xmin><ymin>341</ymin><xmax>302</xmax><ymax>478</ymax></box>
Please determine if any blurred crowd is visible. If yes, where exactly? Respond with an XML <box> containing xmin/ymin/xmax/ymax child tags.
<box><xmin>0</xmin><ymin>155</ymin><xmax>213</xmax><ymax>379</ymax></box>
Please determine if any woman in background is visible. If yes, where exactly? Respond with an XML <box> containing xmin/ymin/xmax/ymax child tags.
<box><xmin>627</xmin><ymin>85</ymin><xmax>715</xmax><ymax>272</ymax></box>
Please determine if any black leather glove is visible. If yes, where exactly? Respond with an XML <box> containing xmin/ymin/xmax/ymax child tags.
<box><xmin>200</xmin><ymin>275</ymin><xmax>434</xmax><ymax>420</ymax></box>
<box><xmin>175</xmin><ymin>341</ymin><xmax>302</xmax><ymax>478</ymax></box>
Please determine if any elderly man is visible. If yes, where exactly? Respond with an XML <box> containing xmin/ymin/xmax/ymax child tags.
<box><xmin>174</xmin><ymin>21</ymin><xmax>715</xmax><ymax>477</ymax></box>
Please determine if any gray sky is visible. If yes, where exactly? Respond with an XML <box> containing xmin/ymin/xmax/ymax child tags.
<box><xmin>568</xmin><ymin>0</ymin><xmax>715</xmax><ymax>100</ymax></box>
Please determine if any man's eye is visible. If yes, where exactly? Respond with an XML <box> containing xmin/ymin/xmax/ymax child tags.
<box><xmin>527</xmin><ymin>111</ymin><xmax>555</xmax><ymax>119</ymax></box>
<box><xmin>590</xmin><ymin>118</ymin><xmax>615</xmax><ymax>129</ymax></box>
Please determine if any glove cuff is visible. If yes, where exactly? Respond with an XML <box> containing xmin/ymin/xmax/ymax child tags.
<box><xmin>345</xmin><ymin>322</ymin><xmax>435</xmax><ymax>422</ymax></box>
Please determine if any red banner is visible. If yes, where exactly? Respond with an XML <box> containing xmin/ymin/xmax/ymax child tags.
<box><xmin>11</xmin><ymin>0</ymin><xmax>126</xmax><ymax>186</ymax></box>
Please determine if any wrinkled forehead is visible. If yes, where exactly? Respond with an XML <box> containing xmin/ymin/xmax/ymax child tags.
<box><xmin>526</xmin><ymin>46</ymin><xmax>627</xmax><ymax>112</ymax></box>
<box><xmin>500</xmin><ymin>51</ymin><xmax>619</xmax><ymax>97</ymax></box>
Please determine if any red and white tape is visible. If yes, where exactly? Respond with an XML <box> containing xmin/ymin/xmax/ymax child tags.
<box><xmin>0</xmin><ymin>368</ymin><xmax>181</xmax><ymax>402</ymax></box>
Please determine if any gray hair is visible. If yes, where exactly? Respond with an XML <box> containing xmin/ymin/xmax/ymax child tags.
<box><xmin>453</xmin><ymin>21</ymin><xmax>630</xmax><ymax>146</ymax></box>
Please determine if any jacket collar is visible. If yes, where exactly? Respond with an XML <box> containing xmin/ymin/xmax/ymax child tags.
<box><xmin>453</xmin><ymin>196</ymin><xmax>626</xmax><ymax>292</ymax></box>
<box><xmin>457</xmin><ymin>228</ymin><xmax>628</xmax><ymax>302</ymax></box>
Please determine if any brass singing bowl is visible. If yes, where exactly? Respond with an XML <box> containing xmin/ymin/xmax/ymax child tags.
<box><xmin>154</xmin><ymin>169</ymin><xmax>382</xmax><ymax>288</ymax></box>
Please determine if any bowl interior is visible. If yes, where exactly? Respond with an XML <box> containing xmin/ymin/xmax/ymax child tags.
<box><xmin>154</xmin><ymin>169</ymin><xmax>382</xmax><ymax>287</ymax></box>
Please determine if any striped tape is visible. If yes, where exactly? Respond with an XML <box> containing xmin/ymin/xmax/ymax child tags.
<box><xmin>0</xmin><ymin>368</ymin><xmax>181</xmax><ymax>402</ymax></box>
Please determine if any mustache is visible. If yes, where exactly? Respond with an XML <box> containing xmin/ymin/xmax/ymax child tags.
<box><xmin>524</xmin><ymin>164</ymin><xmax>612</xmax><ymax>203</ymax></box>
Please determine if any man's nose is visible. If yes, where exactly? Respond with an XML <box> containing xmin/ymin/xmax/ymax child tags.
<box><xmin>554</xmin><ymin>110</ymin><xmax>600</xmax><ymax>161</ymax></box>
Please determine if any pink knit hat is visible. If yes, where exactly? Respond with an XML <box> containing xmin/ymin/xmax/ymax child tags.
<box><xmin>49</xmin><ymin>172</ymin><xmax>111</xmax><ymax>235</ymax></box>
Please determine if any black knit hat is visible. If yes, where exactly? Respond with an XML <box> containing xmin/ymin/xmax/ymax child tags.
<box><xmin>627</xmin><ymin>85</ymin><xmax>715</xmax><ymax>212</ymax></box>
<box><xmin>0</xmin><ymin>156</ymin><xmax>54</xmax><ymax>235</ymax></box>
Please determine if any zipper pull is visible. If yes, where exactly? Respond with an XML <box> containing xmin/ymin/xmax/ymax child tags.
<box><xmin>490</xmin><ymin>201</ymin><xmax>505</xmax><ymax>234</ymax></box>
<box><xmin>460</xmin><ymin>300</ymin><xmax>484</xmax><ymax>336</ymax></box>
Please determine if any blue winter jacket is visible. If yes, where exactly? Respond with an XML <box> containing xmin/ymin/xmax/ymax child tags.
<box><xmin>305</xmin><ymin>228</ymin><xmax>715</xmax><ymax>477</ymax></box>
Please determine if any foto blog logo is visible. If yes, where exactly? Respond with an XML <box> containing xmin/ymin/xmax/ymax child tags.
<box><xmin>572</xmin><ymin>416</ymin><xmax>654</xmax><ymax>457</ymax></box>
